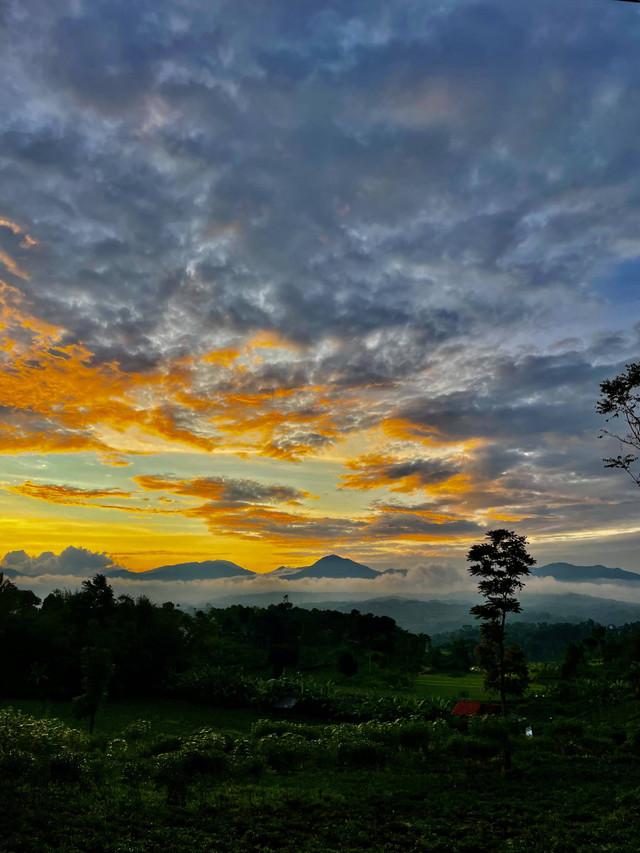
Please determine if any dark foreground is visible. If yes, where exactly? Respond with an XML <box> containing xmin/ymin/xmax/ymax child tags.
<box><xmin>2</xmin><ymin>698</ymin><xmax>640</xmax><ymax>853</ymax></box>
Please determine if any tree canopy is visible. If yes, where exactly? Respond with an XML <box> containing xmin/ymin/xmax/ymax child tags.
<box><xmin>597</xmin><ymin>361</ymin><xmax>640</xmax><ymax>487</ymax></box>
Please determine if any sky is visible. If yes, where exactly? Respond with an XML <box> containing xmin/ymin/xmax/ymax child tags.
<box><xmin>1</xmin><ymin>0</ymin><xmax>640</xmax><ymax>581</ymax></box>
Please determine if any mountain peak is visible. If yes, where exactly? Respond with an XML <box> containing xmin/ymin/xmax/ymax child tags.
<box><xmin>283</xmin><ymin>554</ymin><xmax>380</xmax><ymax>580</ymax></box>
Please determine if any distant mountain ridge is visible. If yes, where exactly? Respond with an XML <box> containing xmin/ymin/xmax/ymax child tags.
<box><xmin>533</xmin><ymin>562</ymin><xmax>640</xmax><ymax>584</ymax></box>
<box><xmin>3</xmin><ymin>553</ymin><xmax>640</xmax><ymax>587</ymax></box>
<box><xmin>119</xmin><ymin>560</ymin><xmax>255</xmax><ymax>582</ymax></box>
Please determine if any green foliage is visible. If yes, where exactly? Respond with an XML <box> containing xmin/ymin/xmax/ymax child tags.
<box><xmin>475</xmin><ymin>634</ymin><xmax>530</xmax><ymax>698</ymax></box>
<box><xmin>0</xmin><ymin>574</ymin><xmax>426</xmax><ymax>716</ymax></box>
<box><xmin>5</xmin><ymin>700</ymin><xmax>640</xmax><ymax>851</ymax></box>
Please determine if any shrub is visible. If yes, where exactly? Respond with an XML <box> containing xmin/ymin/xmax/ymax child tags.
<box><xmin>334</xmin><ymin>736</ymin><xmax>387</xmax><ymax>769</ymax></box>
<box><xmin>256</xmin><ymin>732</ymin><xmax>313</xmax><ymax>773</ymax></box>
<box><xmin>121</xmin><ymin>718</ymin><xmax>151</xmax><ymax>742</ymax></box>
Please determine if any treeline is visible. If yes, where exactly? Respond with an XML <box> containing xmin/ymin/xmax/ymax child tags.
<box><xmin>432</xmin><ymin>619</ymin><xmax>619</xmax><ymax>664</ymax></box>
<box><xmin>433</xmin><ymin>618</ymin><xmax>640</xmax><ymax>696</ymax></box>
<box><xmin>0</xmin><ymin>573</ymin><xmax>425</xmax><ymax>703</ymax></box>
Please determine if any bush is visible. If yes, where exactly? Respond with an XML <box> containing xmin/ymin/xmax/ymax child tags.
<box><xmin>256</xmin><ymin>732</ymin><xmax>314</xmax><ymax>773</ymax></box>
<box><xmin>334</xmin><ymin>736</ymin><xmax>388</xmax><ymax>769</ymax></box>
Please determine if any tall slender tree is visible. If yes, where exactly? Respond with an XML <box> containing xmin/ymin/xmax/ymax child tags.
<box><xmin>467</xmin><ymin>529</ymin><xmax>535</xmax><ymax>715</ymax></box>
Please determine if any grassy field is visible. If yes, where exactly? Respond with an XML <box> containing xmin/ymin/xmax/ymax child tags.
<box><xmin>416</xmin><ymin>671</ymin><xmax>490</xmax><ymax>700</ymax></box>
<box><xmin>416</xmin><ymin>670</ymin><xmax>548</xmax><ymax>702</ymax></box>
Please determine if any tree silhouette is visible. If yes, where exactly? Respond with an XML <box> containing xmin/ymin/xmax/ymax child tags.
<box><xmin>467</xmin><ymin>529</ymin><xmax>535</xmax><ymax>715</ymax></box>
<box><xmin>597</xmin><ymin>361</ymin><xmax>640</xmax><ymax>487</ymax></box>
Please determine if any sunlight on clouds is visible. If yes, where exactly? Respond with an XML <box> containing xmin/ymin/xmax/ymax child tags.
<box><xmin>0</xmin><ymin>219</ymin><xmax>38</xmax><ymax>248</ymax></box>
<box><xmin>0</xmin><ymin>249</ymin><xmax>29</xmax><ymax>280</ymax></box>
<box><xmin>0</xmin><ymin>286</ymin><xmax>358</xmax><ymax>462</ymax></box>
<box><xmin>8</xmin><ymin>482</ymin><xmax>133</xmax><ymax>504</ymax></box>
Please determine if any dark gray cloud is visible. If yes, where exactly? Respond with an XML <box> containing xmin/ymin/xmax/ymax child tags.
<box><xmin>398</xmin><ymin>349</ymin><xmax>618</xmax><ymax>444</ymax></box>
<box><xmin>2</xmin><ymin>0</ymin><xmax>640</xmax><ymax>366</ymax></box>
<box><xmin>363</xmin><ymin>504</ymin><xmax>483</xmax><ymax>539</ymax></box>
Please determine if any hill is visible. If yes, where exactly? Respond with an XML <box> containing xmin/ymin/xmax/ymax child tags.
<box><xmin>122</xmin><ymin>560</ymin><xmax>256</xmax><ymax>581</ymax></box>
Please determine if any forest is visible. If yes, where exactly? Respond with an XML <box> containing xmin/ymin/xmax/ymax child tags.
<box><xmin>3</xmin><ymin>571</ymin><xmax>640</xmax><ymax>851</ymax></box>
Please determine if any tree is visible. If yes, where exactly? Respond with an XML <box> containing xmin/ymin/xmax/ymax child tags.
<box><xmin>80</xmin><ymin>573</ymin><xmax>116</xmax><ymax>620</ymax></box>
<box><xmin>597</xmin><ymin>361</ymin><xmax>640</xmax><ymax>487</ymax></box>
<box><xmin>474</xmin><ymin>628</ymin><xmax>529</xmax><ymax>698</ymax></box>
<box><xmin>467</xmin><ymin>529</ymin><xmax>535</xmax><ymax>715</ymax></box>
<box><xmin>337</xmin><ymin>650</ymin><xmax>358</xmax><ymax>677</ymax></box>
<box><xmin>72</xmin><ymin>646</ymin><xmax>114</xmax><ymax>734</ymax></box>
<box><xmin>561</xmin><ymin>641</ymin><xmax>587</xmax><ymax>681</ymax></box>
<box><xmin>449</xmin><ymin>635</ymin><xmax>471</xmax><ymax>672</ymax></box>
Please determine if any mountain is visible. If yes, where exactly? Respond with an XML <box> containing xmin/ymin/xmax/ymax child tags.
<box><xmin>1</xmin><ymin>567</ymin><xmax>22</xmax><ymax>579</ymax></box>
<box><xmin>276</xmin><ymin>554</ymin><xmax>380</xmax><ymax>580</ymax></box>
<box><xmin>128</xmin><ymin>560</ymin><xmax>256</xmax><ymax>582</ymax></box>
<box><xmin>533</xmin><ymin>562</ymin><xmax>640</xmax><ymax>583</ymax></box>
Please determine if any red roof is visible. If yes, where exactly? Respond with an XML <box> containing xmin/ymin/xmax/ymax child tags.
<box><xmin>451</xmin><ymin>701</ymin><xmax>501</xmax><ymax>717</ymax></box>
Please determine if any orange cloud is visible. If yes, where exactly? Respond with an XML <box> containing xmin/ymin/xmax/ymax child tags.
<box><xmin>382</xmin><ymin>417</ymin><xmax>447</xmax><ymax>445</ymax></box>
<box><xmin>0</xmin><ymin>218</ymin><xmax>38</xmax><ymax>248</ymax></box>
<box><xmin>5</xmin><ymin>467</ymin><xmax>484</xmax><ymax>562</ymax></box>
<box><xmin>0</xmin><ymin>249</ymin><xmax>29</xmax><ymax>280</ymax></box>
<box><xmin>135</xmin><ymin>475</ymin><xmax>227</xmax><ymax>502</ymax></box>
<box><xmin>339</xmin><ymin>451</ymin><xmax>465</xmax><ymax>495</ymax></box>
<box><xmin>0</xmin><ymin>218</ymin><xmax>36</xmax><ymax>281</ymax></box>
<box><xmin>201</xmin><ymin>347</ymin><xmax>241</xmax><ymax>366</ymax></box>
<box><xmin>8</xmin><ymin>481</ymin><xmax>132</xmax><ymax>505</ymax></box>
<box><xmin>244</xmin><ymin>330</ymin><xmax>304</xmax><ymax>353</ymax></box>
<box><xmin>6</xmin><ymin>480</ymin><xmax>180</xmax><ymax>516</ymax></box>
<box><xmin>0</xmin><ymin>285</ymin><xmax>392</xmax><ymax>465</ymax></box>
<box><xmin>0</xmin><ymin>286</ymin><xmax>222</xmax><ymax>455</ymax></box>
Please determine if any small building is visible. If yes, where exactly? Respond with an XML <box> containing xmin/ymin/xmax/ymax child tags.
<box><xmin>451</xmin><ymin>700</ymin><xmax>501</xmax><ymax>717</ymax></box>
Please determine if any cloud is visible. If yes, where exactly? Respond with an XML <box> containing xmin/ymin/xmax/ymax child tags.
<box><xmin>340</xmin><ymin>452</ymin><xmax>462</xmax><ymax>493</ymax></box>
<box><xmin>2</xmin><ymin>0</ymin><xmax>640</xmax><ymax>570</ymax></box>
<box><xmin>2</xmin><ymin>0</ymin><xmax>638</xmax><ymax>368</ymax></box>
<box><xmin>134</xmin><ymin>473</ymin><xmax>313</xmax><ymax>506</ymax></box>
<box><xmin>8</xmin><ymin>482</ymin><xmax>132</xmax><ymax>505</ymax></box>
<box><xmin>2</xmin><ymin>545</ymin><xmax>124</xmax><ymax>577</ymax></box>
